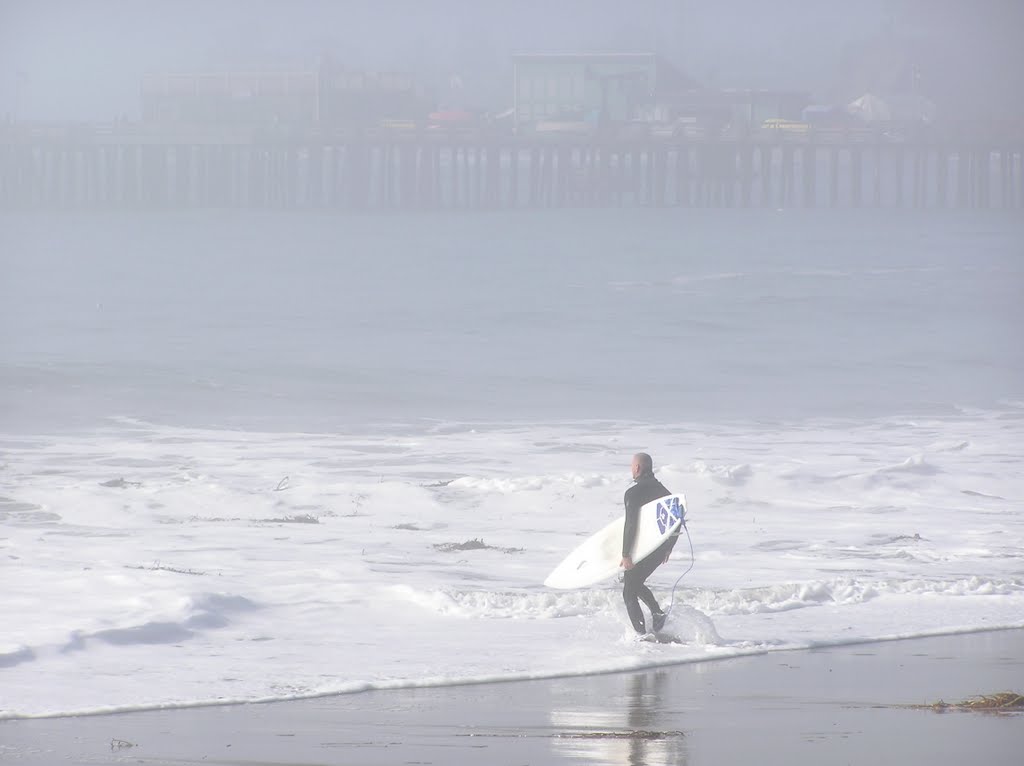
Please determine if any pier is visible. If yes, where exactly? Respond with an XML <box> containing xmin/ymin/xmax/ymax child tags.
<box><xmin>0</xmin><ymin>125</ymin><xmax>1020</xmax><ymax>211</ymax></box>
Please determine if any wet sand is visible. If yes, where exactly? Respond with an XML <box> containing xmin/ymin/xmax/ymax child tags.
<box><xmin>3</xmin><ymin>629</ymin><xmax>1022</xmax><ymax>765</ymax></box>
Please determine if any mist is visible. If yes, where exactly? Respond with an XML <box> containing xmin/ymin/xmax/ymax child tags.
<box><xmin>3</xmin><ymin>1</ymin><xmax>1022</xmax><ymax>120</ymax></box>
<box><xmin>2</xmin><ymin>2</ymin><xmax>1023</xmax><ymax>763</ymax></box>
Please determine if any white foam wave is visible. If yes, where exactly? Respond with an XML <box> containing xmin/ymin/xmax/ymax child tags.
<box><xmin>691</xmin><ymin>460</ymin><xmax>754</xmax><ymax>486</ymax></box>
<box><xmin>876</xmin><ymin>454</ymin><xmax>943</xmax><ymax>476</ymax></box>
<box><xmin>393</xmin><ymin>586</ymin><xmax>620</xmax><ymax>619</ymax></box>
<box><xmin>3</xmin><ymin>412</ymin><xmax>1023</xmax><ymax>719</ymax></box>
<box><xmin>689</xmin><ymin>576</ymin><xmax>1024</xmax><ymax>616</ymax></box>
<box><xmin>448</xmin><ymin>472</ymin><xmax>613</xmax><ymax>493</ymax></box>
<box><xmin>396</xmin><ymin>575</ymin><xmax>1024</xmax><ymax>623</ymax></box>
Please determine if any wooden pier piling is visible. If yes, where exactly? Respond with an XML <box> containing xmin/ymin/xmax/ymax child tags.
<box><xmin>1</xmin><ymin>127</ymin><xmax>1020</xmax><ymax>211</ymax></box>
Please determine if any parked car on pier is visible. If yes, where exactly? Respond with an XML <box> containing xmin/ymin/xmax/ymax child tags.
<box><xmin>379</xmin><ymin>118</ymin><xmax>420</xmax><ymax>134</ymax></box>
<box><xmin>532</xmin><ymin>107</ymin><xmax>597</xmax><ymax>137</ymax></box>
<box><xmin>760</xmin><ymin>118</ymin><xmax>811</xmax><ymax>134</ymax></box>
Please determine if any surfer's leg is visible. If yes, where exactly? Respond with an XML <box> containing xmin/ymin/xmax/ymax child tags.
<box><xmin>621</xmin><ymin>572</ymin><xmax>647</xmax><ymax>633</ymax></box>
<box><xmin>637</xmin><ymin>584</ymin><xmax>661</xmax><ymax>615</ymax></box>
<box><xmin>634</xmin><ymin>555</ymin><xmax>667</xmax><ymax>630</ymax></box>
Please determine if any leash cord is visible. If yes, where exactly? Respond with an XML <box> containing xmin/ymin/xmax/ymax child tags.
<box><xmin>663</xmin><ymin>520</ymin><xmax>695</xmax><ymax>617</ymax></box>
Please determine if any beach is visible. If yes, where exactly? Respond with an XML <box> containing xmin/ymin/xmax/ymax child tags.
<box><xmin>4</xmin><ymin>629</ymin><xmax>1022</xmax><ymax>765</ymax></box>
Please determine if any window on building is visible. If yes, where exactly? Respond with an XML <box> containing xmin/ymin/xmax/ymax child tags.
<box><xmin>519</xmin><ymin>75</ymin><xmax>531</xmax><ymax>100</ymax></box>
<box><xmin>572</xmin><ymin>74</ymin><xmax>584</xmax><ymax>101</ymax></box>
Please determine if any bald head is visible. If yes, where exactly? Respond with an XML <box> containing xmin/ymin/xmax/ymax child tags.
<box><xmin>631</xmin><ymin>452</ymin><xmax>653</xmax><ymax>479</ymax></box>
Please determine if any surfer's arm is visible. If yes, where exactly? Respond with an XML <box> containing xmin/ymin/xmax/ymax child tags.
<box><xmin>621</xmin><ymin>490</ymin><xmax>640</xmax><ymax>560</ymax></box>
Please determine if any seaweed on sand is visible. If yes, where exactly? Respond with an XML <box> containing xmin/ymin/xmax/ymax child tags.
<box><xmin>915</xmin><ymin>692</ymin><xmax>1024</xmax><ymax>713</ymax></box>
<box><xmin>433</xmin><ymin>538</ymin><xmax>523</xmax><ymax>554</ymax></box>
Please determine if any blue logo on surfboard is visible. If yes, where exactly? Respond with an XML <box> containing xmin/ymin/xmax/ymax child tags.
<box><xmin>656</xmin><ymin>496</ymin><xmax>684</xmax><ymax>535</ymax></box>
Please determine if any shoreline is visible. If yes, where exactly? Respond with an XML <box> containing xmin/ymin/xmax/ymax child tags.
<box><xmin>6</xmin><ymin>624</ymin><xmax>1023</xmax><ymax>722</ymax></box>
<box><xmin>4</xmin><ymin>629</ymin><xmax>1022</xmax><ymax>765</ymax></box>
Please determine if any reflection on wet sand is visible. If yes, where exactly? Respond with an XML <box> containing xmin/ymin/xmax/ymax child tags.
<box><xmin>550</xmin><ymin>671</ymin><xmax>689</xmax><ymax>765</ymax></box>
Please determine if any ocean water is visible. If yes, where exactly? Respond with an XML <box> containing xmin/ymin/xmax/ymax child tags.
<box><xmin>1</xmin><ymin>209</ymin><xmax>1022</xmax><ymax>718</ymax></box>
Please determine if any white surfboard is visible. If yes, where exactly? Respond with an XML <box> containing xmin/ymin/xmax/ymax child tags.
<box><xmin>544</xmin><ymin>493</ymin><xmax>687</xmax><ymax>589</ymax></box>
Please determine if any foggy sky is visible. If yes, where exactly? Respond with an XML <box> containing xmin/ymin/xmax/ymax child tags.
<box><xmin>2</xmin><ymin>0</ymin><xmax>1022</xmax><ymax>121</ymax></box>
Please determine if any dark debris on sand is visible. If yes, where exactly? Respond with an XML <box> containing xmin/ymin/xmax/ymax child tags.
<box><xmin>916</xmin><ymin>692</ymin><xmax>1024</xmax><ymax>713</ymax></box>
<box><xmin>433</xmin><ymin>538</ymin><xmax>523</xmax><ymax>554</ymax></box>
<box><xmin>100</xmin><ymin>478</ymin><xmax>141</xmax><ymax>488</ymax></box>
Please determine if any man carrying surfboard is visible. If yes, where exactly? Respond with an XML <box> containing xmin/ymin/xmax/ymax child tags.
<box><xmin>620</xmin><ymin>453</ymin><xmax>675</xmax><ymax>635</ymax></box>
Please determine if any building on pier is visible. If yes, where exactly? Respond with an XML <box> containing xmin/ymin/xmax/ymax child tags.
<box><xmin>511</xmin><ymin>53</ymin><xmax>812</xmax><ymax>139</ymax></box>
<box><xmin>141</xmin><ymin>66</ymin><xmax>427</xmax><ymax>129</ymax></box>
<box><xmin>511</xmin><ymin>53</ymin><xmax>697</xmax><ymax>135</ymax></box>
<box><xmin>141</xmin><ymin>72</ymin><xmax>321</xmax><ymax>125</ymax></box>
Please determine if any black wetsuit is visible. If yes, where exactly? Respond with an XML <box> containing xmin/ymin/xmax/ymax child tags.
<box><xmin>621</xmin><ymin>471</ymin><xmax>675</xmax><ymax>634</ymax></box>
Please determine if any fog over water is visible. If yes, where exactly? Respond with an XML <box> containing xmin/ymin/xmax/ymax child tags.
<box><xmin>2</xmin><ymin>209</ymin><xmax>1022</xmax><ymax>432</ymax></box>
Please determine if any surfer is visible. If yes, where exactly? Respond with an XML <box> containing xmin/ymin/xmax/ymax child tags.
<box><xmin>620</xmin><ymin>452</ymin><xmax>676</xmax><ymax>634</ymax></box>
